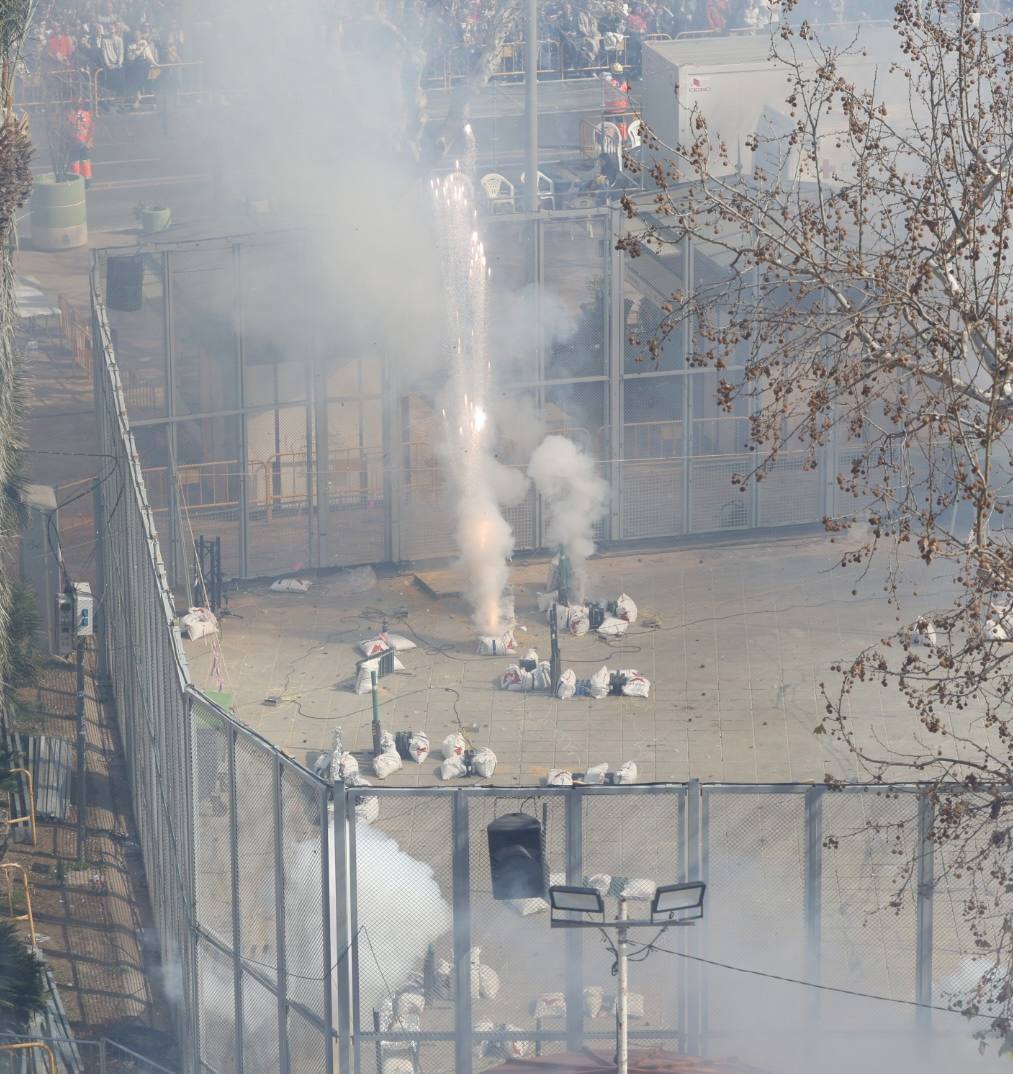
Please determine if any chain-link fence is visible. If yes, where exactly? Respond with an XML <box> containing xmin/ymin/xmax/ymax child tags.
<box><xmin>336</xmin><ymin>783</ymin><xmax>988</xmax><ymax>1074</ymax></box>
<box><xmin>92</xmin><ymin>264</ymin><xmax>988</xmax><ymax>1074</ymax></box>
<box><xmin>92</xmin><ymin>288</ymin><xmax>336</xmax><ymax>1074</ymax></box>
<box><xmin>90</xmin><ymin>208</ymin><xmax>849</xmax><ymax>592</ymax></box>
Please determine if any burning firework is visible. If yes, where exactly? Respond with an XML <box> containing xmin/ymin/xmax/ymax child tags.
<box><xmin>433</xmin><ymin>170</ymin><xmax>527</xmax><ymax>636</ymax></box>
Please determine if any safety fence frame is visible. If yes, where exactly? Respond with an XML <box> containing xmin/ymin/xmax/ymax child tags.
<box><xmin>337</xmin><ymin>782</ymin><xmax>953</xmax><ymax>1074</ymax></box>
<box><xmin>91</xmin><ymin>224</ymin><xmax>962</xmax><ymax>1074</ymax></box>
<box><xmin>92</xmin><ymin>288</ymin><xmax>337</xmax><ymax>1074</ymax></box>
<box><xmin>90</xmin><ymin>207</ymin><xmax>860</xmax><ymax>591</ymax></box>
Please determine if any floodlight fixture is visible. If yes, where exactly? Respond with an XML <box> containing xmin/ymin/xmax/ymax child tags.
<box><xmin>651</xmin><ymin>881</ymin><xmax>705</xmax><ymax>923</ymax></box>
<box><xmin>549</xmin><ymin>885</ymin><xmax>605</xmax><ymax>926</ymax></box>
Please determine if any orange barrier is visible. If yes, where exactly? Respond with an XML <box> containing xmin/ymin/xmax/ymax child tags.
<box><xmin>0</xmin><ymin>1043</ymin><xmax>57</xmax><ymax>1074</ymax></box>
<box><xmin>5</xmin><ymin>767</ymin><xmax>37</xmax><ymax>845</ymax></box>
<box><xmin>1</xmin><ymin>861</ymin><xmax>37</xmax><ymax>945</ymax></box>
<box><xmin>59</xmin><ymin>294</ymin><xmax>92</xmax><ymax>374</ymax></box>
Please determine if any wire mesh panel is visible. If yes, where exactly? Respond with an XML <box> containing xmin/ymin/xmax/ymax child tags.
<box><xmin>821</xmin><ymin>789</ymin><xmax>919</xmax><ymax>1000</ymax></box>
<box><xmin>399</xmin><ymin>477</ymin><xmax>456</xmax><ymax>563</ymax></box>
<box><xmin>234</xmin><ymin>737</ymin><xmax>279</xmax><ymax>985</ymax></box>
<box><xmin>582</xmin><ymin>789</ymin><xmax>684</xmax><ymax>1050</ymax></box>
<box><xmin>468</xmin><ymin>793</ymin><xmax>570</xmax><ymax>1067</ymax></box>
<box><xmin>280</xmin><ymin>762</ymin><xmax>331</xmax><ymax>1073</ymax></box>
<box><xmin>483</xmin><ymin>217</ymin><xmax>537</xmax><ymax>384</ymax></box>
<box><xmin>932</xmin><ymin>820</ymin><xmax>991</xmax><ymax>1014</ymax></box>
<box><xmin>169</xmin><ymin>246</ymin><xmax>241</xmax><ymax>416</ymax></box>
<box><xmin>245</xmin><ymin>404</ymin><xmax>313</xmax><ymax>577</ymax></box>
<box><xmin>755</xmin><ymin>453</ymin><xmax>822</xmax><ymax>528</ymax></box>
<box><xmin>197</xmin><ymin>938</ymin><xmax>239</xmax><ymax>1074</ymax></box>
<box><xmin>502</xmin><ymin>477</ymin><xmax>538</xmax><ymax>552</ymax></box>
<box><xmin>349</xmin><ymin>790</ymin><xmax>456</xmax><ymax>1074</ymax></box>
<box><xmin>701</xmin><ymin>789</ymin><xmax>807</xmax><ymax>1055</ymax></box>
<box><xmin>98</xmin><ymin>249</ymin><xmax>170</xmax><ymax>419</ymax></box>
<box><xmin>242</xmin><ymin>970</ymin><xmax>283</xmax><ymax>1074</ymax></box>
<box><xmin>689</xmin><ymin>457</ymin><xmax>754</xmax><ymax>532</ymax></box>
<box><xmin>175</xmin><ymin>415</ymin><xmax>244</xmax><ymax>581</ymax></box>
<box><xmin>619</xmin><ymin>459</ymin><xmax>684</xmax><ymax>539</ymax></box>
<box><xmin>191</xmin><ymin>700</ymin><xmax>233</xmax><ymax>944</ymax></box>
<box><xmin>542</xmin><ymin>219</ymin><xmax>608</xmax><ymax>380</ymax></box>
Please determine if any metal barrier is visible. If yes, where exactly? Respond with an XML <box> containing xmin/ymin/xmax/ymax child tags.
<box><xmin>4</xmin><ymin>766</ymin><xmax>37</xmax><ymax>844</ymax></box>
<box><xmin>1</xmin><ymin>1033</ymin><xmax>178</xmax><ymax>1074</ymax></box>
<box><xmin>57</xmin><ymin>296</ymin><xmax>91</xmax><ymax>374</ymax></box>
<box><xmin>87</xmin><ymin>274</ymin><xmax>984</xmax><ymax>1072</ymax></box>
<box><xmin>333</xmin><ymin>782</ymin><xmax>979</xmax><ymax>1073</ymax></box>
<box><xmin>92</xmin><ymin>280</ymin><xmax>337</xmax><ymax>1074</ymax></box>
<box><xmin>1</xmin><ymin>862</ymin><xmax>37</xmax><ymax>945</ymax></box>
<box><xmin>0</xmin><ymin>1041</ymin><xmax>57</xmax><ymax>1074</ymax></box>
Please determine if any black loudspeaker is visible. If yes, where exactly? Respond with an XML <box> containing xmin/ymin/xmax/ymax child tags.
<box><xmin>106</xmin><ymin>255</ymin><xmax>144</xmax><ymax>312</ymax></box>
<box><xmin>487</xmin><ymin>813</ymin><xmax>547</xmax><ymax>901</ymax></box>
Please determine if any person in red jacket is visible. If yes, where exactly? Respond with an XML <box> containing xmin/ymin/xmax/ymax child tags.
<box><xmin>45</xmin><ymin>24</ymin><xmax>75</xmax><ymax>66</ymax></box>
<box><xmin>65</xmin><ymin>103</ymin><xmax>94</xmax><ymax>186</ymax></box>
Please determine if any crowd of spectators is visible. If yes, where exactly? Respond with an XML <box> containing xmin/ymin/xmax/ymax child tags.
<box><xmin>448</xmin><ymin>0</ymin><xmax>899</xmax><ymax>78</ymax></box>
<box><xmin>31</xmin><ymin>1</ymin><xmax>184</xmax><ymax>107</ymax></box>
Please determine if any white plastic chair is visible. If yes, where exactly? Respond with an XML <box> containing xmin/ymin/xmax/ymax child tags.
<box><xmin>625</xmin><ymin>118</ymin><xmax>642</xmax><ymax>149</ymax></box>
<box><xmin>593</xmin><ymin>121</ymin><xmax>624</xmax><ymax>172</ymax></box>
<box><xmin>481</xmin><ymin>172</ymin><xmax>515</xmax><ymax>213</ymax></box>
<box><xmin>520</xmin><ymin>170</ymin><xmax>556</xmax><ymax>210</ymax></box>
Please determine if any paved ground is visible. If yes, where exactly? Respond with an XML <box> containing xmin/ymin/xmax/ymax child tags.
<box><xmin>184</xmin><ymin>530</ymin><xmax>967</xmax><ymax>785</ymax></box>
<box><xmin>5</xmin><ymin>655</ymin><xmax>172</xmax><ymax>1043</ymax></box>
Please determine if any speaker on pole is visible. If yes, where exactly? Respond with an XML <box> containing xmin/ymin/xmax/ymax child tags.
<box><xmin>487</xmin><ymin>813</ymin><xmax>547</xmax><ymax>900</ymax></box>
<box><xmin>106</xmin><ymin>255</ymin><xmax>144</xmax><ymax>312</ymax></box>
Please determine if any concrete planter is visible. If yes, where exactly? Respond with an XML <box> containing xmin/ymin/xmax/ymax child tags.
<box><xmin>138</xmin><ymin>207</ymin><xmax>171</xmax><ymax>233</ymax></box>
<box><xmin>31</xmin><ymin>174</ymin><xmax>87</xmax><ymax>251</ymax></box>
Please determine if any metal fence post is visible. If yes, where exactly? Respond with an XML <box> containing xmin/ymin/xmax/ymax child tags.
<box><xmin>321</xmin><ymin>783</ymin><xmax>335</xmax><ymax>1074</ymax></box>
<box><xmin>565</xmin><ymin>788</ymin><xmax>584</xmax><ymax>1051</ymax></box>
<box><xmin>916</xmin><ymin>790</ymin><xmax>934</xmax><ymax>1036</ymax></box>
<box><xmin>90</xmin><ymin>304</ymin><xmax>110</xmax><ymax>686</ymax></box>
<box><xmin>698</xmin><ymin>782</ymin><xmax>709</xmax><ymax>1055</ymax></box>
<box><xmin>232</xmin><ymin>242</ymin><xmax>249</xmax><ymax>579</ymax></box>
<box><xmin>226</xmin><ymin>729</ymin><xmax>245</xmax><ymax>1071</ymax></box>
<box><xmin>273</xmin><ymin>758</ymin><xmax>290</xmax><ymax>1074</ymax></box>
<box><xmin>332</xmin><ymin>780</ymin><xmax>353</xmax><ymax>1074</ymax></box>
<box><xmin>312</xmin><ymin>357</ymin><xmax>330</xmax><ymax>570</ymax></box>
<box><xmin>685</xmin><ymin>780</ymin><xmax>701</xmax><ymax>1055</ymax></box>
<box><xmin>452</xmin><ymin>790</ymin><xmax>473</xmax><ymax>1074</ymax></box>
<box><xmin>804</xmin><ymin>785</ymin><xmax>823</xmax><ymax>1024</ymax></box>
<box><xmin>607</xmin><ymin>204</ymin><xmax>623</xmax><ymax>542</ymax></box>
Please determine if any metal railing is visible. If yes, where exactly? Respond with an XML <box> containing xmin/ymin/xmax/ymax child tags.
<box><xmin>1</xmin><ymin>1033</ymin><xmax>177</xmax><ymax>1074</ymax></box>
<box><xmin>87</xmin><ymin>279</ymin><xmax>984</xmax><ymax>1073</ymax></box>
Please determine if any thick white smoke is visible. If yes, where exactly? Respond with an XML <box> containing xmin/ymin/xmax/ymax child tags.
<box><xmin>288</xmin><ymin>814</ymin><xmax>451</xmax><ymax>1015</ymax></box>
<box><xmin>434</xmin><ymin>171</ymin><xmax>529</xmax><ymax>635</ymax></box>
<box><xmin>345</xmin><ymin>820</ymin><xmax>451</xmax><ymax>1013</ymax></box>
<box><xmin>528</xmin><ymin>435</ymin><xmax>609</xmax><ymax>602</ymax></box>
<box><xmin>446</xmin><ymin>448</ymin><xmax>529</xmax><ymax>636</ymax></box>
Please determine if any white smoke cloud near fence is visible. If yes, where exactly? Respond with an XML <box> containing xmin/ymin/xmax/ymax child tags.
<box><xmin>335</xmin><ymin>783</ymin><xmax>996</xmax><ymax>1074</ymax></box>
<box><xmin>529</xmin><ymin>434</ymin><xmax>610</xmax><ymax>602</ymax></box>
<box><xmin>93</xmin><ymin>223</ymin><xmax>999</xmax><ymax>1074</ymax></box>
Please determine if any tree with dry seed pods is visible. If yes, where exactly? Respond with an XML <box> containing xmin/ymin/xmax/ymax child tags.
<box><xmin>621</xmin><ymin>0</ymin><xmax>1013</xmax><ymax>1049</ymax></box>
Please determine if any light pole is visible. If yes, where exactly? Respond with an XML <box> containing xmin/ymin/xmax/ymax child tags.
<box><xmin>548</xmin><ymin>881</ymin><xmax>706</xmax><ymax>1074</ymax></box>
<box><xmin>615</xmin><ymin>896</ymin><xmax>629</xmax><ymax>1073</ymax></box>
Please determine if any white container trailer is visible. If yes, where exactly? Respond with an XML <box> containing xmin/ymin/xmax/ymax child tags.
<box><xmin>641</xmin><ymin>28</ymin><xmax>902</xmax><ymax>183</ymax></box>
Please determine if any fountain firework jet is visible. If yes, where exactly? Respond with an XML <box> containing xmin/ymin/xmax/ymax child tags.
<box><xmin>433</xmin><ymin>171</ymin><xmax>526</xmax><ymax>635</ymax></box>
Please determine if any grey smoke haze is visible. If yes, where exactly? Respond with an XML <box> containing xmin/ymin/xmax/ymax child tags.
<box><xmin>173</xmin><ymin>4</ymin><xmax>1003</xmax><ymax>1068</ymax></box>
<box><xmin>528</xmin><ymin>434</ymin><xmax>608</xmax><ymax>601</ymax></box>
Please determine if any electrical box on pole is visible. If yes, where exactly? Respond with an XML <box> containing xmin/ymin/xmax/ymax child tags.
<box><xmin>73</xmin><ymin>581</ymin><xmax>94</xmax><ymax>637</ymax></box>
<box><xmin>56</xmin><ymin>592</ymin><xmax>75</xmax><ymax>656</ymax></box>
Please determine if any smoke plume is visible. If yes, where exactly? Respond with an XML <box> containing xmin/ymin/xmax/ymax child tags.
<box><xmin>434</xmin><ymin>171</ymin><xmax>528</xmax><ymax>635</ymax></box>
<box><xmin>528</xmin><ymin>435</ymin><xmax>609</xmax><ymax>602</ymax></box>
<box><xmin>348</xmin><ymin>820</ymin><xmax>451</xmax><ymax>1013</ymax></box>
